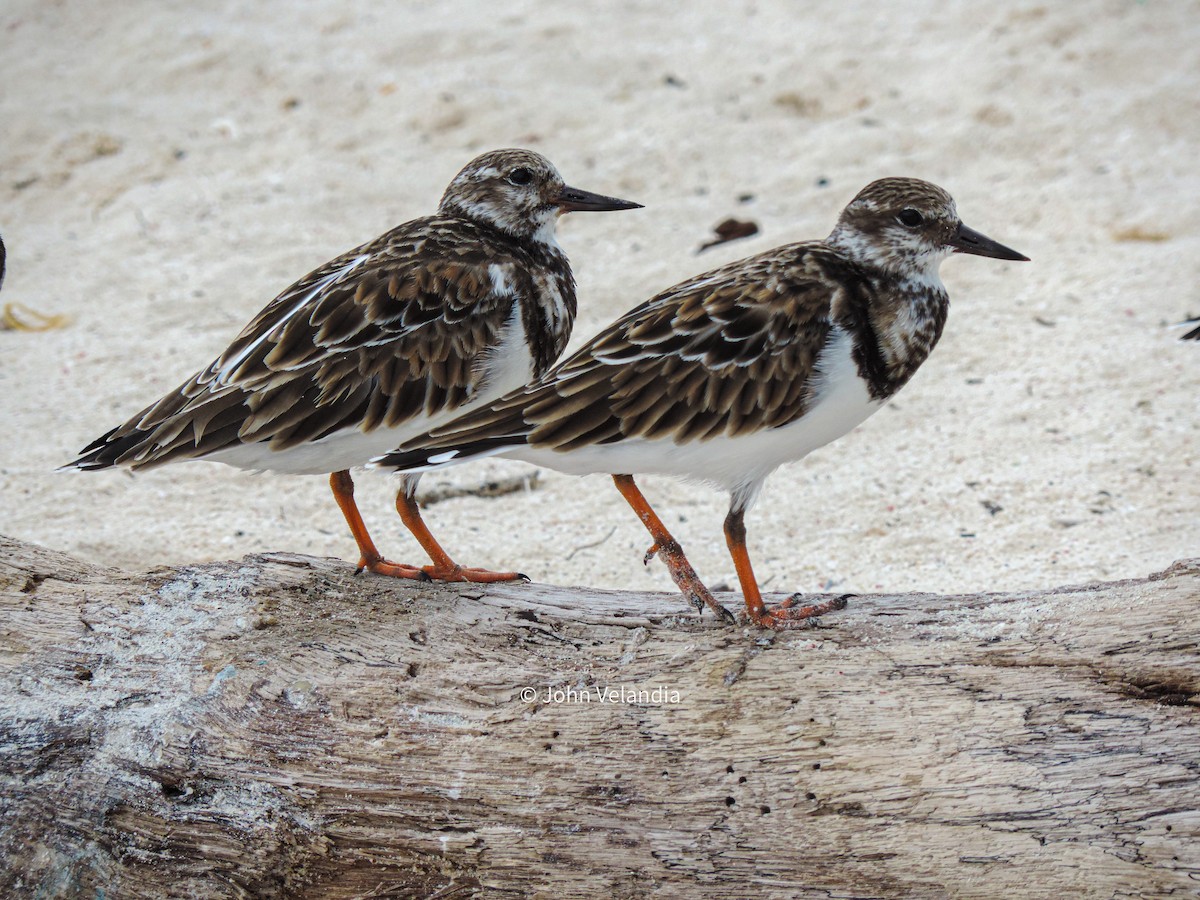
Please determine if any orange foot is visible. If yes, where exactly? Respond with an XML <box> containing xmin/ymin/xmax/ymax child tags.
<box><xmin>422</xmin><ymin>564</ymin><xmax>529</xmax><ymax>584</ymax></box>
<box><xmin>356</xmin><ymin>555</ymin><xmax>432</xmax><ymax>582</ymax></box>
<box><xmin>745</xmin><ymin>593</ymin><xmax>853</xmax><ymax>629</ymax></box>
<box><xmin>644</xmin><ymin>541</ymin><xmax>737</xmax><ymax>624</ymax></box>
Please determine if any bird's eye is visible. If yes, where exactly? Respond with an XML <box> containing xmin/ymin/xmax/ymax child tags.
<box><xmin>897</xmin><ymin>208</ymin><xmax>924</xmax><ymax>227</ymax></box>
<box><xmin>507</xmin><ymin>167</ymin><xmax>533</xmax><ymax>186</ymax></box>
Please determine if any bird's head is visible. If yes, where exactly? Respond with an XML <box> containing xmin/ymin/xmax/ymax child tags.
<box><xmin>828</xmin><ymin>177</ymin><xmax>1028</xmax><ymax>279</ymax></box>
<box><xmin>439</xmin><ymin>148</ymin><xmax>641</xmax><ymax>245</ymax></box>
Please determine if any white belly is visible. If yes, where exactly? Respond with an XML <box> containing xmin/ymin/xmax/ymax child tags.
<box><xmin>508</xmin><ymin>326</ymin><xmax>883</xmax><ymax>495</ymax></box>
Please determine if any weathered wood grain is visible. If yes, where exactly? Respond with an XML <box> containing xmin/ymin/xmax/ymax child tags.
<box><xmin>1</xmin><ymin>535</ymin><xmax>1197</xmax><ymax>899</ymax></box>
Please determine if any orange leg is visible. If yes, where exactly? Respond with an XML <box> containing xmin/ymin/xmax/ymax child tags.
<box><xmin>612</xmin><ymin>475</ymin><xmax>736</xmax><ymax>623</ymax></box>
<box><xmin>329</xmin><ymin>470</ymin><xmax>428</xmax><ymax>580</ymax></box>
<box><xmin>724</xmin><ymin>507</ymin><xmax>849</xmax><ymax>628</ymax></box>
<box><xmin>393</xmin><ymin>490</ymin><xmax>527</xmax><ymax>584</ymax></box>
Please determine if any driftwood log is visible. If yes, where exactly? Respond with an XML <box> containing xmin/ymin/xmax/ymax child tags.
<box><xmin>1</xmin><ymin>534</ymin><xmax>1198</xmax><ymax>899</ymax></box>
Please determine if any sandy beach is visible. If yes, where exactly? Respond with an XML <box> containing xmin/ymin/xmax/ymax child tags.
<box><xmin>2</xmin><ymin>0</ymin><xmax>1196</xmax><ymax>600</ymax></box>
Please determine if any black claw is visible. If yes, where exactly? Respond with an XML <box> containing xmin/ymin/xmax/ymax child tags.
<box><xmin>716</xmin><ymin>604</ymin><xmax>737</xmax><ymax>625</ymax></box>
<box><xmin>516</xmin><ymin>573</ymin><xmax>531</xmax><ymax>584</ymax></box>
<box><xmin>354</xmin><ymin>565</ymin><xmax>366</xmax><ymax>576</ymax></box>
<box><xmin>415</xmin><ymin>570</ymin><xmax>433</xmax><ymax>583</ymax></box>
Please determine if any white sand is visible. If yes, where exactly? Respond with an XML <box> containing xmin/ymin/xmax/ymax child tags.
<box><xmin>2</xmin><ymin>1</ymin><xmax>1196</xmax><ymax>599</ymax></box>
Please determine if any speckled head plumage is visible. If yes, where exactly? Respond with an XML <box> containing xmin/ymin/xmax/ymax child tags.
<box><xmin>828</xmin><ymin>177</ymin><xmax>1027</xmax><ymax>275</ymax></box>
<box><xmin>439</xmin><ymin>148</ymin><xmax>641</xmax><ymax>244</ymax></box>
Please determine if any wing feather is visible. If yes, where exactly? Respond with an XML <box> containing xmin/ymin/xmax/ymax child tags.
<box><xmin>399</xmin><ymin>243</ymin><xmax>844</xmax><ymax>462</ymax></box>
<box><xmin>68</xmin><ymin>217</ymin><xmax>529</xmax><ymax>470</ymax></box>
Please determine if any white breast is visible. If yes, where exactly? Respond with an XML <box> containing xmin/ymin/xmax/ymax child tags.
<box><xmin>476</xmin><ymin>301</ymin><xmax>535</xmax><ymax>399</ymax></box>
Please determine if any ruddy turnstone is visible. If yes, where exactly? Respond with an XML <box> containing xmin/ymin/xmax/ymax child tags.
<box><xmin>375</xmin><ymin>177</ymin><xmax>1028</xmax><ymax>626</ymax></box>
<box><xmin>64</xmin><ymin>149</ymin><xmax>640</xmax><ymax>582</ymax></box>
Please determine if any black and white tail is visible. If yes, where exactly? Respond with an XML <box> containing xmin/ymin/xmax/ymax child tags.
<box><xmin>372</xmin><ymin>434</ymin><xmax>525</xmax><ymax>473</ymax></box>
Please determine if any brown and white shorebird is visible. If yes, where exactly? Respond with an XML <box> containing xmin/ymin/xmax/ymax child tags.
<box><xmin>64</xmin><ymin>149</ymin><xmax>640</xmax><ymax>582</ymax></box>
<box><xmin>374</xmin><ymin>177</ymin><xmax>1028</xmax><ymax>626</ymax></box>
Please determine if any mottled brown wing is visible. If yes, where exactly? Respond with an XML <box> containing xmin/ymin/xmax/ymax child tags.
<box><xmin>74</xmin><ymin>228</ymin><xmax>521</xmax><ymax>470</ymax></box>
<box><xmin>406</xmin><ymin>244</ymin><xmax>838</xmax><ymax>456</ymax></box>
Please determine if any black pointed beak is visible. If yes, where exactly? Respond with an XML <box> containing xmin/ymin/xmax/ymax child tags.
<box><xmin>948</xmin><ymin>222</ymin><xmax>1029</xmax><ymax>261</ymax></box>
<box><xmin>554</xmin><ymin>185</ymin><xmax>643</xmax><ymax>213</ymax></box>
